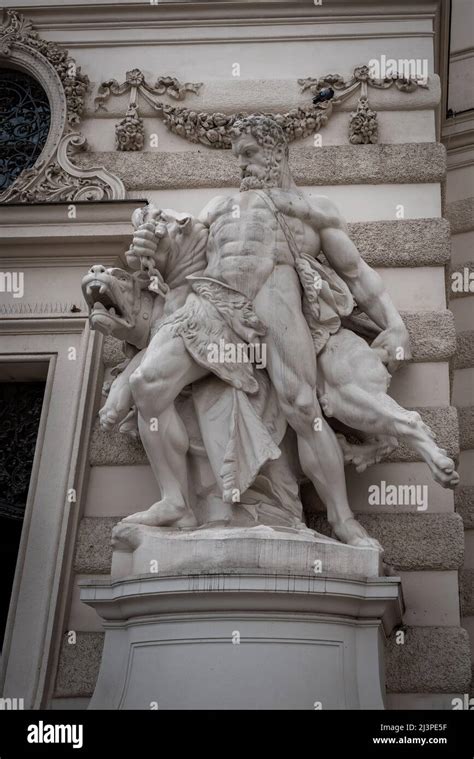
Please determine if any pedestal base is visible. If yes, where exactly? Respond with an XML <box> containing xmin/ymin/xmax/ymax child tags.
<box><xmin>80</xmin><ymin>526</ymin><xmax>403</xmax><ymax>710</ymax></box>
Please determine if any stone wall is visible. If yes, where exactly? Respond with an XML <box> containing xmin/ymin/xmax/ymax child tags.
<box><xmin>14</xmin><ymin>0</ymin><xmax>466</xmax><ymax>708</ymax></box>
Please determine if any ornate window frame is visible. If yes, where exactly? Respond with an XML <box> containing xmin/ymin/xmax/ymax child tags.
<box><xmin>0</xmin><ymin>10</ymin><xmax>125</xmax><ymax>202</ymax></box>
<box><xmin>0</xmin><ymin>44</ymin><xmax>68</xmax><ymax>177</ymax></box>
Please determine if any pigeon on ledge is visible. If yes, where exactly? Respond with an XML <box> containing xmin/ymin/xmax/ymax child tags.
<box><xmin>312</xmin><ymin>87</ymin><xmax>335</xmax><ymax>105</ymax></box>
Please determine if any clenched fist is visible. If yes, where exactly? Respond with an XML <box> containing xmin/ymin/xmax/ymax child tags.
<box><xmin>371</xmin><ymin>322</ymin><xmax>412</xmax><ymax>374</ymax></box>
<box><xmin>130</xmin><ymin>222</ymin><xmax>159</xmax><ymax>260</ymax></box>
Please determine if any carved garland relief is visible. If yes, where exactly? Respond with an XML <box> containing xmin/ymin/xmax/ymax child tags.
<box><xmin>0</xmin><ymin>10</ymin><xmax>430</xmax><ymax>200</ymax></box>
<box><xmin>96</xmin><ymin>65</ymin><xmax>428</xmax><ymax>151</ymax></box>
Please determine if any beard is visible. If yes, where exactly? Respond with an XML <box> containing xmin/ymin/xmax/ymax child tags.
<box><xmin>239</xmin><ymin>152</ymin><xmax>284</xmax><ymax>191</ymax></box>
<box><xmin>239</xmin><ymin>174</ymin><xmax>269</xmax><ymax>191</ymax></box>
<box><xmin>239</xmin><ymin>169</ymin><xmax>280</xmax><ymax>192</ymax></box>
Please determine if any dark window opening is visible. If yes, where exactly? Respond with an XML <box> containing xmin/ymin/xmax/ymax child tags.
<box><xmin>0</xmin><ymin>381</ymin><xmax>46</xmax><ymax>649</ymax></box>
<box><xmin>0</xmin><ymin>68</ymin><xmax>51</xmax><ymax>192</ymax></box>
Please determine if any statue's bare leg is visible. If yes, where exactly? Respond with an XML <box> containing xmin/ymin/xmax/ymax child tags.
<box><xmin>126</xmin><ymin>326</ymin><xmax>207</xmax><ymax>527</ymax></box>
<box><xmin>254</xmin><ymin>267</ymin><xmax>381</xmax><ymax>551</ymax></box>
<box><xmin>99</xmin><ymin>350</ymin><xmax>144</xmax><ymax>432</ymax></box>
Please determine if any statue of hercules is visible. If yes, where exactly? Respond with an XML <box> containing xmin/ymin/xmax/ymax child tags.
<box><xmin>124</xmin><ymin>115</ymin><xmax>413</xmax><ymax>551</ymax></box>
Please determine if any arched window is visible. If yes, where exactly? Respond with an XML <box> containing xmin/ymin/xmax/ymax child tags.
<box><xmin>0</xmin><ymin>68</ymin><xmax>51</xmax><ymax>192</ymax></box>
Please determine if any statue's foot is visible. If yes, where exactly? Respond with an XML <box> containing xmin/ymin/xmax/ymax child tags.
<box><xmin>123</xmin><ymin>499</ymin><xmax>198</xmax><ymax>528</ymax></box>
<box><xmin>332</xmin><ymin>517</ymin><xmax>383</xmax><ymax>552</ymax></box>
<box><xmin>428</xmin><ymin>450</ymin><xmax>460</xmax><ymax>489</ymax></box>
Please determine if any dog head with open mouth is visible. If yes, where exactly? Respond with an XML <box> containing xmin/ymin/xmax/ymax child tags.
<box><xmin>81</xmin><ymin>265</ymin><xmax>154</xmax><ymax>348</ymax></box>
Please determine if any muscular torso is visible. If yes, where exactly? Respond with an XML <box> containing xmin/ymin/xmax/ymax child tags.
<box><xmin>202</xmin><ymin>189</ymin><xmax>321</xmax><ymax>299</ymax></box>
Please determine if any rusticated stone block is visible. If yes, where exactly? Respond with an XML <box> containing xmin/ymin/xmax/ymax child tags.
<box><xmin>307</xmin><ymin>513</ymin><xmax>464</xmax><ymax>571</ymax></box>
<box><xmin>77</xmin><ymin>143</ymin><xmax>446</xmax><ymax>190</ymax></box>
<box><xmin>54</xmin><ymin>632</ymin><xmax>104</xmax><ymax>697</ymax></box>
<box><xmin>402</xmin><ymin>311</ymin><xmax>456</xmax><ymax>362</ymax></box>
<box><xmin>102</xmin><ymin>335</ymin><xmax>126</xmax><ymax>368</ymax></box>
<box><xmin>348</xmin><ymin>219</ymin><xmax>451</xmax><ymax>268</ymax></box>
<box><xmin>460</xmin><ymin>569</ymin><xmax>474</xmax><ymax>617</ymax></box>
<box><xmin>455</xmin><ymin>486</ymin><xmax>474</xmax><ymax>529</ymax></box>
<box><xmin>446</xmin><ymin>197</ymin><xmax>474</xmax><ymax>235</ymax></box>
<box><xmin>454</xmin><ymin>331</ymin><xmax>474</xmax><ymax>370</ymax></box>
<box><xmin>458</xmin><ymin>406</ymin><xmax>474</xmax><ymax>450</ymax></box>
<box><xmin>89</xmin><ymin>420</ymin><xmax>147</xmax><ymax>466</ymax></box>
<box><xmin>385</xmin><ymin>626</ymin><xmax>471</xmax><ymax>693</ymax></box>
<box><xmin>74</xmin><ymin>517</ymin><xmax>120</xmax><ymax>574</ymax></box>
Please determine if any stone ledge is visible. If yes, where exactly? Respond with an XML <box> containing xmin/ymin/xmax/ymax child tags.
<box><xmin>385</xmin><ymin>626</ymin><xmax>471</xmax><ymax>693</ymax></box>
<box><xmin>89</xmin><ymin>405</ymin><xmax>459</xmax><ymax>467</ymax></box>
<box><xmin>74</xmin><ymin>517</ymin><xmax>119</xmax><ymax>574</ymax></box>
<box><xmin>54</xmin><ymin>632</ymin><xmax>104</xmax><ymax>698</ymax></box>
<box><xmin>460</xmin><ymin>569</ymin><xmax>474</xmax><ymax>617</ymax></box>
<box><xmin>308</xmin><ymin>513</ymin><xmax>464</xmax><ymax>571</ymax></box>
<box><xmin>446</xmin><ymin>197</ymin><xmax>474</xmax><ymax>235</ymax></box>
<box><xmin>455</xmin><ymin>486</ymin><xmax>474</xmax><ymax>529</ymax></box>
<box><xmin>348</xmin><ymin>219</ymin><xmax>451</xmax><ymax>268</ymax></box>
<box><xmin>458</xmin><ymin>406</ymin><xmax>474</xmax><ymax>450</ymax></box>
<box><xmin>76</xmin><ymin>143</ymin><xmax>446</xmax><ymax>190</ymax></box>
<box><xmin>454</xmin><ymin>331</ymin><xmax>474</xmax><ymax>370</ymax></box>
<box><xmin>449</xmin><ymin>261</ymin><xmax>474</xmax><ymax>299</ymax></box>
<box><xmin>101</xmin><ymin>310</ymin><xmax>457</xmax><ymax>371</ymax></box>
<box><xmin>76</xmin><ymin>514</ymin><xmax>464</xmax><ymax>574</ymax></box>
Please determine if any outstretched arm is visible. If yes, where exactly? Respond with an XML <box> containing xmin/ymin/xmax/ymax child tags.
<box><xmin>316</xmin><ymin>197</ymin><xmax>411</xmax><ymax>371</ymax></box>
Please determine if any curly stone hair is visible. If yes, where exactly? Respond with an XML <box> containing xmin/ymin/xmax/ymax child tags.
<box><xmin>230</xmin><ymin>115</ymin><xmax>287</xmax><ymax>150</ymax></box>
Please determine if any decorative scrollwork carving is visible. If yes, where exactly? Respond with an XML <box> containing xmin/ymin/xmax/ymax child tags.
<box><xmin>0</xmin><ymin>132</ymin><xmax>125</xmax><ymax>202</ymax></box>
<box><xmin>0</xmin><ymin>9</ymin><xmax>89</xmax><ymax>125</ymax></box>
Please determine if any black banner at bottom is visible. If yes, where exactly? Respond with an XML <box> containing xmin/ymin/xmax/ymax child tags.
<box><xmin>0</xmin><ymin>709</ymin><xmax>472</xmax><ymax>758</ymax></box>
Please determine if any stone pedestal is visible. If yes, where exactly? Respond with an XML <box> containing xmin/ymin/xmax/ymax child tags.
<box><xmin>79</xmin><ymin>525</ymin><xmax>403</xmax><ymax>710</ymax></box>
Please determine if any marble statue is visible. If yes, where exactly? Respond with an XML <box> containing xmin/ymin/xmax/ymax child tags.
<box><xmin>82</xmin><ymin>115</ymin><xmax>459</xmax><ymax>553</ymax></box>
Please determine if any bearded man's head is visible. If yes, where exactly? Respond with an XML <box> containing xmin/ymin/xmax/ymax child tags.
<box><xmin>230</xmin><ymin>115</ymin><xmax>290</xmax><ymax>191</ymax></box>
